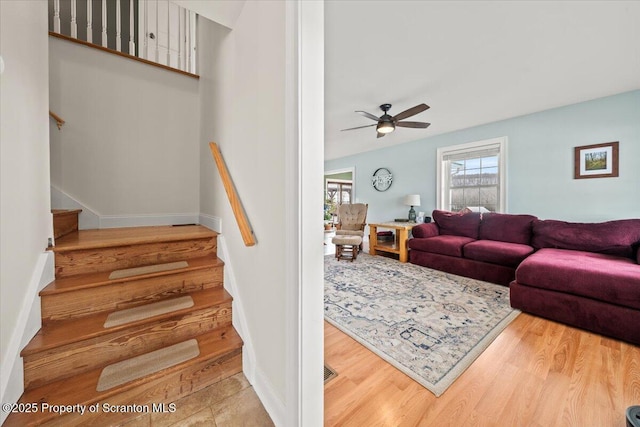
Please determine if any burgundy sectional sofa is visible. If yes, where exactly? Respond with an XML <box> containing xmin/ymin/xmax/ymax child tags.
<box><xmin>409</xmin><ymin>210</ymin><xmax>537</xmax><ymax>286</ymax></box>
<box><xmin>409</xmin><ymin>210</ymin><xmax>640</xmax><ymax>345</ymax></box>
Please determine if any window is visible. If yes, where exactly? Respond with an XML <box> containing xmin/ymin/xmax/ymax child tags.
<box><xmin>437</xmin><ymin>137</ymin><xmax>507</xmax><ymax>213</ymax></box>
<box><xmin>326</xmin><ymin>180</ymin><xmax>352</xmax><ymax>204</ymax></box>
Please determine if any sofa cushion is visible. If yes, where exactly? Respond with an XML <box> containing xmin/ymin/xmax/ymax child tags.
<box><xmin>432</xmin><ymin>210</ymin><xmax>481</xmax><ymax>239</ymax></box>
<box><xmin>463</xmin><ymin>240</ymin><xmax>534</xmax><ymax>267</ymax></box>
<box><xmin>479</xmin><ymin>213</ymin><xmax>536</xmax><ymax>245</ymax></box>
<box><xmin>408</xmin><ymin>235</ymin><xmax>475</xmax><ymax>257</ymax></box>
<box><xmin>411</xmin><ymin>222</ymin><xmax>439</xmax><ymax>238</ymax></box>
<box><xmin>516</xmin><ymin>248</ymin><xmax>640</xmax><ymax>310</ymax></box>
<box><xmin>532</xmin><ymin>218</ymin><xmax>640</xmax><ymax>259</ymax></box>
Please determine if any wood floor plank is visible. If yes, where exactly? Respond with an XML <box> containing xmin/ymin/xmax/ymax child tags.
<box><xmin>324</xmin><ymin>314</ymin><xmax>640</xmax><ymax>426</ymax></box>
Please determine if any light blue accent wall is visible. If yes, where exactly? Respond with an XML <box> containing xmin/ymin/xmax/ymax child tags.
<box><xmin>325</xmin><ymin>90</ymin><xmax>640</xmax><ymax>223</ymax></box>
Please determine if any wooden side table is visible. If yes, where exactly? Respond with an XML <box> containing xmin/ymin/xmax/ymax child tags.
<box><xmin>368</xmin><ymin>222</ymin><xmax>415</xmax><ymax>262</ymax></box>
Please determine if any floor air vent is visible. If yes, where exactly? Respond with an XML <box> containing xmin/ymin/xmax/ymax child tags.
<box><xmin>324</xmin><ymin>364</ymin><xmax>337</xmax><ymax>384</ymax></box>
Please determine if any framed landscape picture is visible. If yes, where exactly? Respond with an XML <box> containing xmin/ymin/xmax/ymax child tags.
<box><xmin>574</xmin><ymin>141</ymin><xmax>619</xmax><ymax>179</ymax></box>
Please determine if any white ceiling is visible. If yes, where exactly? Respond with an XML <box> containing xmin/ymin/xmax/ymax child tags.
<box><xmin>324</xmin><ymin>1</ymin><xmax>640</xmax><ymax>160</ymax></box>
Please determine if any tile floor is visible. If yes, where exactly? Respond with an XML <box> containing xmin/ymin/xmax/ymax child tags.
<box><xmin>120</xmin><ymin>373</ymin><xmax>273</xmax><ymax>427</ymax></box>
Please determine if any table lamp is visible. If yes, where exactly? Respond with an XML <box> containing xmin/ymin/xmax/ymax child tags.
<box><xmin>404</xmin><ymin>194</ymin><xmax>421</xmax><ymax>222</ymax></box>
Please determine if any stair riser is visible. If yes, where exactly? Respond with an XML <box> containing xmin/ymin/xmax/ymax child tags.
<box><xmin>41</xmin><ymin>267</ymin><xmax>223</xmax><ymax>322</ymax></box>
<box><xmin>54</xmin><ymin>237</ymin><xmax>218</xmax><ymax>278</ymax></box>
<box><xmin>23</xmin><ymin>305</ymin><xmax>232</xmax><ymax>390</ymax></box>
<box><xmin>52</xmin><ymin>211</ymin><xmax>80</xmax><ymax>239</ymax></box>
<box><xmin>22</xmin><ymin>351</ymin><xmax>242</xmax><ymax>427</ymax></box>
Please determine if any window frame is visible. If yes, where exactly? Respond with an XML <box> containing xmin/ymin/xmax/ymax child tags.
<box><xmin>436</xmin><ymin>136</ymin><xmax>507</xmax><ymax>213</ymax></box>
<box><xmin>326</xmin><ymin>179</ymin><xmax>352</xmax><ymax>206</ymax></box>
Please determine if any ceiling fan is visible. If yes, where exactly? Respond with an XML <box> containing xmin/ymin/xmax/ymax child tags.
<box><xmin>341</xmin><ymin>103</ymin><xmax>430</xmax><ymax>138</ymax></box>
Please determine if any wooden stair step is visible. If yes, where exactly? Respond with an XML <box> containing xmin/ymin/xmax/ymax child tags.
<box><xmin>22</xmin><ymin>288</ymin><xmax>233</xmax><ymax>389</ymax></box>
<box><xmin>52</xmin><ymin>209</ymin><xmax>82</xmax><ymax>239</ymax></box>
<box><xmin>41</xmin><ymin>256</ymin><xmax>223</xmax><ymax>294</ymax></box>
<box><xmin>52</xmin><ymin>225</ymin><xmax>218</xmax><ymax>251</ymax></box>
<box><xmin>51</xmin><ymin>225</ymin><xmax>218</xmax><ymax>278</ymax></box>
<box><xmin>40</xmin><ymin>256</ymin><xmax>224</xmax><ymax>322</ymax></box>
<box><xmin>23</xmin><ymin>287</ymin><xmax>232</xmax><ymax>356</ymax></box>
<box><xmin>5</xmin><ymin>327</ymin><xmax>243</xmax><ymax>427</ymax></box>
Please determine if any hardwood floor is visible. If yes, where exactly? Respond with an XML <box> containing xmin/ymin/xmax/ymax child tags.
<box><xmin>324</xmin><ymin>314</ymin><xmax>640</xmax><ymax>426</ymax></box>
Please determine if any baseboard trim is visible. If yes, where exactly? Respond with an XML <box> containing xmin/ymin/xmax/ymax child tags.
<box><xmin>99</xmin><ymin>213</ymin><xmax>200</xmax><ymax>228</ymax></box>
<box><xmin>51</xmin><ymin>186</ymin><xmax>203</xmax><ymax>230</ymax></box>
<box><xmin>253</xmin><ymin>367</ymin><xmax>286</xmax><ymax>427</ymax></box>
<box><xmin>215</xmin><ymin>234</ymin><xmax>284</xmax><ymax>426</ymax></box>
<box><xmin>198</xmin><ymin>213</ymin><xmax>222</xmax><ymax>233</ymax></box>
<box><xmin>215</xmin><ymin>235</ymin><xmax>257</xmax><ymax>381</ymax></box>
<box><xmin>0</xmin><ymin>252</ymin><xmax>54</xmax><ymax>425</ymax></box>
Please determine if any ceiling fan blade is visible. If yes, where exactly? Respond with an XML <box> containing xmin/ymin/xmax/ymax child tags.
<box><xmin>396</xmin><ymin>121</ymin><xmax>431</xmax><ymax>129</ymax></box>
<box><xmin>356</xmin><ymin>111</ymin><xmax>381</xmax><ymax>121</ymax></box>
<box><xmin>341</xmin><ymin>124</ymin><xmax>377</xmax><ymax>131</ymax></box>
<box><xmin>392</xmin><ymin>103</ymin><xmax>430</xmax><ymax>121</ymax></box>
<box><xmin>377</xmin><ymin>132</ymin><xmax>386</xmax><ymax>139</ymax></box>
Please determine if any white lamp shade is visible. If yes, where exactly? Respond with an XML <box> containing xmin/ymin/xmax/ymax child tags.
<box><xmin>404</xmin><ymin>194</ymin><xmax>421</xmax><ymax>206</ymax></box>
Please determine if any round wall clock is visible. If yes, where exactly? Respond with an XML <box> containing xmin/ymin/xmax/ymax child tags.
<box><xmin>372</xmin><ymin>167</ymin><xmax>393</xmax><ymax>192</ymax></box>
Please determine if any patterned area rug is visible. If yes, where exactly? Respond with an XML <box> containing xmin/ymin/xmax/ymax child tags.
<box><xmin>324</xmin><ymin>253</ymin><xmax>520</xmax><ymax>396</ymax></box>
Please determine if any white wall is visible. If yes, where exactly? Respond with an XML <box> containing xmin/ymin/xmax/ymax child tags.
<box><xmin>0</xmin><ymin>1</ymin><xmax>53</xmax><ymax>422</ymax></box>
<box><xmin>198</xmin><ymin>1</ymin><xmax>325</xmax><ymax>425</ymax></box>
<box><xmin>198</xmin><ymin>0</ymin><xmax>288</xmax><ymax>418</ymax></box>
<box><xmin>49</xmin><ymin>37</ymin><xmax>201</xmax><ymax>219</ymax></box>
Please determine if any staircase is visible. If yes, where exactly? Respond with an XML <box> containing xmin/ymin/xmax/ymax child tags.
<box><xmin>4</xmin><ymin>221</ymin><xmax>242</xmax><ymax>426</ymax></box>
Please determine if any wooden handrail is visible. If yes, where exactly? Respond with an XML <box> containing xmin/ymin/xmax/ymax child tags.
<box><xmin>209</xmin><ymin>142</ymin><xmax>256</xmax><ymax>246</ymax></box>
<box><xmin>49</xmin><ymin>110</ymin><xmax>65</xmax><ymax>130</ymax></box>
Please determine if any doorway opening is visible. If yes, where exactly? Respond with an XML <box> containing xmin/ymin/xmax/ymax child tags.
<box><xmin>324</xmin><ymin>167</ymin><xmax>355</xmax><ymax>225</ymax></box>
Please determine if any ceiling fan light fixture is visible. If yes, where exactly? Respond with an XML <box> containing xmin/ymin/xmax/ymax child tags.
<box><xmin>343</xmin><ymin>102</ymin><xmax>429</xmax><ymax>137</ymax></box>
<box><xmin>376</xmin><ymin>121</ymin><xmax>395</xmax><ymax>134</ymax></box>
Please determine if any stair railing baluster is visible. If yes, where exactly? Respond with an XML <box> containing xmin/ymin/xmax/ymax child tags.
<box><xmin>86</xmin><ymin>0</ymin><xmax>92</xmax><ymax>43</ymax></box>
<box><xmin>115</xmin><ymin>0</ymin><xmax>121</xmax><ymax>51</ymax></box>
<box><xmin>53</xmin><ymin>0</ymin><xmax>61</xmax><ymax>33</ymax></box>
<box><xmin>185</xmin><ymin>9</ymin><xmax>190</xmax><ymax>73</ymax></box>
<box><xmin>166</xmin><ymin>1</ymin><xmax>171</xmax><ymax>66</ymax></box>
<box><xmin>129</xmin><ymin>0</ymin><xmax>135</xmax><ymax>55</ymax></box>
<box><xmin>101</xmin><ymin>0</ymin><xmax>107</xmax><ymax>47</ymax></box>
<box><xmin>48</xmin><ymin>0</ymin><xmax>198</xmax><ymax>77</ymax></box>
<box><xmin>188</xmin><ymin>11</ymin><xmax>194</xmax><ymax>73</ymax></box>
<box><xmin>155</xmin><ymin>0</ymin><xmax>160</xmax><ymax>62</ymax></box>
<box><xmin>177</xmin><ymin>7</ymin><xmax>183</xmax><ymax>71</ymax></box>
<box><xmin>70</xmin><ymin>0</ymin><xmax>77</xmax><ymax>38</ymax></box>
<box><xmin>141</xmin><ymin>0</ymin><xmax>148</xmax><ymax>59</ymax></box>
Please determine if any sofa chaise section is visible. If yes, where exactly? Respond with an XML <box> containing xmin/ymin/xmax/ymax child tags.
<box><xmin>510</xmin><ymin>219</ymin><xmax>640</xmax><ymax>345</ymax></box>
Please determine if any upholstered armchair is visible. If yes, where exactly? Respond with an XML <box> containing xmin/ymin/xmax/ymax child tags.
<box><xmin>335</xmin><ymin>203</ymin><xmax>368</xmax><ymax>248</ymax></box>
